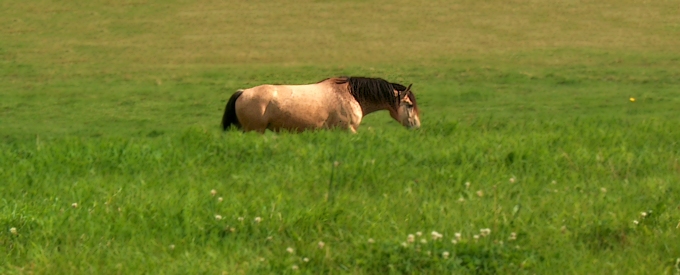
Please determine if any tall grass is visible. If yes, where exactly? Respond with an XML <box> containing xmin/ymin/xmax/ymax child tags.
<box><xmin>2</xmin><ymin>117</ymin><xmax>679</xmax><ymax>273</ymax></box>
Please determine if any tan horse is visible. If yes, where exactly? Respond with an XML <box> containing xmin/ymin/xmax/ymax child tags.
<box><xmin>221</xmin><ymin>77</ymin><xmax>420</xmax><ymax>133</ymax></box>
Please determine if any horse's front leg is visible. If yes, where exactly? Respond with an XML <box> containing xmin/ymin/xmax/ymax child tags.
<box><xmin>346</xmin><ymin>120</ymin><xmax>362</xmax><ymax>133</ymax></box>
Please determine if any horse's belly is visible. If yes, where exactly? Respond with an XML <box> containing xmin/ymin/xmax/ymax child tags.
<box><xmin>266</xmin><ymin>102</ymin><xmax>330</xmax><ymax>131</ymax></box>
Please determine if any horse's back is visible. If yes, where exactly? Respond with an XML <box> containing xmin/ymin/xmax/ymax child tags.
<box><xmin>234</xmin><ymin>82</ymin><xmax>361</xmax><ymax>132</ymax></box>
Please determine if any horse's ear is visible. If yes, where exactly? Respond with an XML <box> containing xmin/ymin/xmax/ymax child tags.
<box><xmin>400</xmin><ymin>84</ymin><xmax>413</xmax><ymax>100</ymax></box>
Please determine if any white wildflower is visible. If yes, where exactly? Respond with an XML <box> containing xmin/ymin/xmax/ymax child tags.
<box><xmin>215</xmin><ymin>215</ymin><xmax>222</xmax><ymax>220</ymax></box>
<box><xmin>286</xmin><ymin>247</ymin><xmax>294</xmax><ymax>254</ymax></box>
<box><xmin>9</xmin><ymin>227</ymin><xmax>17</xmax><ymax>235</ymax></box>
<box><xmin>480</xmin><ymin>228</ymin><xmax>491</xmax><ymax>237</ymax></box>
<box><xmin>210</xmin><ymin>189</ymin><xmax>217</xmax><ymax>196</ymax></box>
<box><xmin>442</xmin><ymin>251</ymin><xmax>450</xmax><ymax>259</ymax></box>
<box><xmin>431</xmin><ymin>231</ymin><xmax>443</xmax><ymax>240</ymax></box>
<box><xmin>407</xmin><ymin>234</ymin><xmax>415</xmax><ymax>243</ymax></box>
<box><xmin>318</xmin><ymin>241</ymin><xmax>325</xmax><ymax>249</ymax></box>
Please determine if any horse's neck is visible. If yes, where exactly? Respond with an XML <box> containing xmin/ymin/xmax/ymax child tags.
<box><xmin>327</xmin><ymin>80</ymin><xmax>393</xmax><ymax>115</ymax></box>
<box><xmin>359</xmin><ymin>102</ymin><xmax>391</xmax><ymax>115</ymax></box>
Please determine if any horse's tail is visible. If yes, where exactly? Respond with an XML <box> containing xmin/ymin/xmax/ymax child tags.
<box><xmin>221</xmin><ymin>90</ymin><xmax>244</xmax><ymax>131</ymax></box>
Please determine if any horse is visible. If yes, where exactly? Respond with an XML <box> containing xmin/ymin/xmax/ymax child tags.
<box><xmin>221</xmin><ymin>76</ymin><xmax>420</xmax><ymax>133</ymax></box>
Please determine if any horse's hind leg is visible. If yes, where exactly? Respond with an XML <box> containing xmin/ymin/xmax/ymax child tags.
<box><xmin>241</xmin><ymin>121</ymin><xmax>268</xmax><ymax>134</ymax></box>
<box><xmin>239</xmin><ymin>114</ymin><xmax>269</xmax><ymax>133</ymax></box>
<box><xmin>234</xmin><ymin>97</ymin><xmax>270</xmax><ymax>134</ymax></box>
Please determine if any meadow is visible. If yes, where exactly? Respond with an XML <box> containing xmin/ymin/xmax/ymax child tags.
<box><xmin>1</xmin><ymin>0</ymin><xmax>680</xmax><ymax>274</ymax></box>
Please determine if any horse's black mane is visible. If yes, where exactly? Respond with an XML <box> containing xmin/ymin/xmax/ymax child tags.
<box><xmin>331</xmin><ymin>76</ymin><xmax>410</xmax><ymax>109</ymax></box>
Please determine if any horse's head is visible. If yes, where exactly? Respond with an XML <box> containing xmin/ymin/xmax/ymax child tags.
<box><xmin>390</xmin><ymin>84</ymin><xmax>421</xmax><ymax>130</ymax></box>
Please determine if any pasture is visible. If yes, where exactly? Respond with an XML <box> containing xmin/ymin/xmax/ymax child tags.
<box><xmin>1</xmin><ymin>0</ymin><xmax>679</xmax><ymax>274</ymax></box>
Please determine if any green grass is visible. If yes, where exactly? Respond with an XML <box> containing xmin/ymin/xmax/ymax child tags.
<box><xmin>1</xmin><ymin>0</ymin><xmax>680</xmax><ymax>274</ymax></box>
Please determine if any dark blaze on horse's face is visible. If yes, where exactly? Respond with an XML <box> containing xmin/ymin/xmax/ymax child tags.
<box><xmin>390</xmin><ymin>84</ymin><xmax>421</xmax><ymax>129</ymax></box>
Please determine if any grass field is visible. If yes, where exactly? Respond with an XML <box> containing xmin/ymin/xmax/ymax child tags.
<box><xmin>2</xmin><ymin>0</ymin><xmax>680</xmax><ymax>274</ymax></box>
